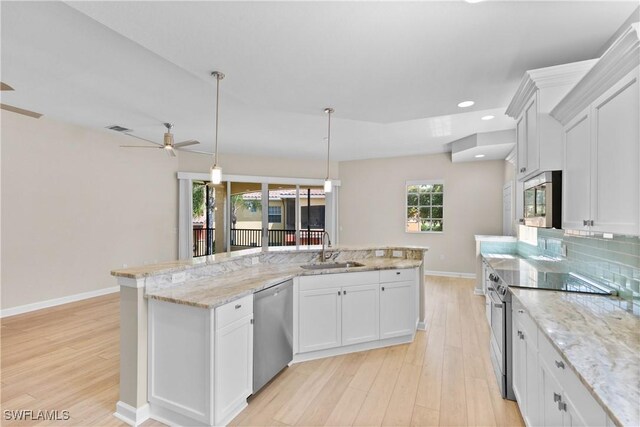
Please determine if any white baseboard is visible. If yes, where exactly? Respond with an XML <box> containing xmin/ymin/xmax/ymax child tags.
<box><xmin>114</xmin><ymin>401</ymin><xmax>150</xmax><ymax>426</ymax></box>
<box><xmin>417</xmin><ymin>321</ymin><xmax>427</xmax><ymax>330</ymax></box>
<box><xmin>425</xmin><ymin>270</ymin><xmax>476</xmax><ymax>279</ymax></box>
<box><xmin>0</xmin><ymin>286</ymin><xmax>119</xmax><ymax>318</ymax></box>
<box><xmin>292</xmin><ymin>334</ymin><xmax>414</xmax><ymax>363</ymax></box>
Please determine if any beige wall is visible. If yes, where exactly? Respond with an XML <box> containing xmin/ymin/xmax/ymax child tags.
<box><xmin>178</xmin><ymin>150</ymin><xmax>338</xmax><ymax>179</ymax></box>
<box><xmin>1</xmin><ymin>112</ymin><xmax>178</xmax><ymax>310</ymax></box>
<box><xmin>339</xmin><ymin>153</ymin><xmax>504</xmax><ymax>274</ymax></box>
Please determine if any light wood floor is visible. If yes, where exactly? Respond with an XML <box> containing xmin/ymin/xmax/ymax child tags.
<box><xmin>1</xmin><ymin>277</ymin><xmax>523</xmax><ymax>427</ymax></box>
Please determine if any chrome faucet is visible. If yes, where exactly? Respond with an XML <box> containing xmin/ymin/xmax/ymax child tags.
<box><xmin>321</xmin><ymin>231</ymin><xmax>332</xmax><ymax>262</ymax></box>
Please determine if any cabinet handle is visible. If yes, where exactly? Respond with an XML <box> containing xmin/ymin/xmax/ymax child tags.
<box><xmin>589</xmin><ymin>220</ymin><xmax>595</xmax><ymax>226</ymax></box>
<box><xmin>381</xmin><ymin>286</ymin><xmax>385</xmax><ymax>291</ymax></box>
<box><xmin>338</xmin><ymin>291</ymin><xmax>341</xmax><ymax>296</ymax></box>
<box><xmin>235</xmin><ymin>304</ymin><xmax>242</xmax><ymax>309</ymax></box>
<box><xmin>555</xmin><ymin>360</ymin><xmax>565</xmax><ymax>369</ymax></box>
<box><xmin>396</xmin><ymin>271</ymin><xmax>401</xmax><ymax>275</ymax></box>
<box><xmin>518</xmin><ymin>309</ymin><xmax>524</xmax><ymax>314</ymax></box>
<box><xmin>343</xmin><ymin>290</ymin><xmax>347</xmax><ymax>295</ymax></box>
<box><xmin>583</xmin><ymin>220</ymin><xmax>588</xmax><ymax>226</ymax></box>
<box><xmin>553</xmin><ymin>392</ymin><xmax>562</xmax><ymax>403</ymax></box>
<box><xmin>558</xmin><ymin>401</ymin><xmax>567</xmax><ymax>412</ymax></box>
<box><xmin>250</xmin><ymin>318</ymin><xmax>254</xmax><ymax>324</ymax></box>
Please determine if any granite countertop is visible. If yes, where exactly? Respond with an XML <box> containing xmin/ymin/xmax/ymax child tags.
<box><xmin>112</xmin><ymin>245</ymin><xmax>429</xmax><ymax>279</ymax></box>
<box><xmin>483</xmin><ymin>255</ymin><xmax>640</xmax><ymax>427</ymax></box>
<box><xmin>145</xmin><ymin>257</ymin><xmax>422</xmax><ymax>309</ymax></box>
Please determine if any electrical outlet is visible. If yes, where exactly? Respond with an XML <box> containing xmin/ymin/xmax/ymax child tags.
<box><xmin>251</xmin><ymin>257</ymin><xmax>260</xmax><ymax>265</ymax></box>
<box><xmin>375</xmin><ymin>250</ymin><xmax>384</xmax><ymax>257</ymax></box>
<box><xmin>392</xmin><ymin>250</ymin><xmax>403</xmax><ymax>258</ymax></box>
<box><xmin>122</xmin><ymin>263</ymin><xmax>128</xmax><ymax>268</ymax></box>
<box><xmin>603</xmin><ymin>233</ymin><xmax>614</xmax><ymax>239</ymax></box>
<box><xmin>172</xmin><ymin>272</ymin><xmax>186</xmax><ymax>284</ymax></box>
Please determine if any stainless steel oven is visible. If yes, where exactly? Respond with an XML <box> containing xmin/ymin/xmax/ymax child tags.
<box><xmin>523</xmin><ymin>171</ymin><xmax>562</xmax><ymax>228</ymax></box>
<box><xmin>487</xmin><ymin>271</ymin><xmax>515</xmax><ymax>401</ymax></box>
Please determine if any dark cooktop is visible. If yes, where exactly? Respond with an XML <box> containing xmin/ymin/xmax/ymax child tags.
<box><xmin>493</xmin><ymin>270</ymin><xmax>614</xmax><ymax>295</ymax></box>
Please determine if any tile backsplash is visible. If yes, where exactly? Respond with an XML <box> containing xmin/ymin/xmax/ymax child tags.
<box><xmin>518</xmin><ymin>228</ymin><xmax>640</xmax><ymax>311</ymax></box>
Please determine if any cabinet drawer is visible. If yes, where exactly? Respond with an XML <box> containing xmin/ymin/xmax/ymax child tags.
<box><xmin>380</xmin><ymin>269</ymin><xmax>415</xmax><ymax>283</ymax></box>
<box><xmin>512</xmin><ymin>299</ymin><xmax>538</xmax><ymax>349</ymax></box>
<box><xmin>216</xmin><ymin>294</ymin><xmax>253</xmax><ymax>330</ymax></box>
<box><xmin>300</xmin><ymin>271</ymin><xmax>379</xmax><ymax>290</ymax></box>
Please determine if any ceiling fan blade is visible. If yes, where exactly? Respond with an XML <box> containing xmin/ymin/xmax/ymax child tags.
<box><xmin>0</xmin><ymin>82</ymin><xmax>15</xmax><ymax>91</ymax></box>
<box><xmin>173</xmin><ymin>139</ymin><xmax>200</xmax><ymax>148</ymax></box>
<box><xmin>166</xmin><ymin>147</ymin><xmax>177</xmax><ymax>157</ymax></box>
<box><xmin>1</xmin><ymin>103</ymin><xmax>42</xmax><ymax>119</ymax></box>
<box><xmin>120</xmin><ymin>145</ymin><xmax>163</xmax><ymax>149</ymax></box>
<box><xmin>123</xmin><ymin>132</ymin><xmax>162</xmax><ymax>146</ymax></box>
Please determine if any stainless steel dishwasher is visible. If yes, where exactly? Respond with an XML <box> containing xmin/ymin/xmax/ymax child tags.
<box><xmin>253</xmin><ymin>279</ymin><xmax>293</xmax><ymax>393</ymax></box>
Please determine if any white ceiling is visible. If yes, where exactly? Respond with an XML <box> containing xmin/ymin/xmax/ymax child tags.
<box><xmin>1</xmin><ymin>1</ymin><xmax>637</xmax><ymax>161</ymax></box>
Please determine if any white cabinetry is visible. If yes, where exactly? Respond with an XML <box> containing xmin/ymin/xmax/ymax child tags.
<box><xmin>296</xmin><ymin>269</ymin><xmax>417</xmax><ymax>357</ymax></box>
<box><xmin>342</xmin><ymin>283</ymin><xmax>380</xmax><ymax>345</ymax></box>
<box><xmin>511</xmin><ymin>297</ymin><xmax>608</xmax><ymax>427</ymax></box>
<box><xmin>148</xmin><ymin>294</ymin><xmax>253</xmax><ymax>427</ymax></box>
<box><xmin>552</xmin><ymin>24</ymin><xmax>640</xmax><ymax>235</ymax></box>
<box><xmin>298</xmin><ymin>286</ymin><xmax>342</xmax><ymax>353</ymax></box>
<box><xmin>214</xmin><ymin>297</ymin><xmax>254</xmax><ymax>425</ymax></box>
<box><xmin>512</xmin><ymin>298</ymin><xmax>539</xmax><ymax>427</ymax></box>
<box><xmin>506</xmin><ymin>60</ymin><xmax>596</xmax><ymax>182</ymax></box>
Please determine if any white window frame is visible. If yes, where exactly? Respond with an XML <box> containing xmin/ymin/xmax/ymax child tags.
<box><xmin>405</xmin><ymin>179</ymin><xmax>445</xmax><ymax>234</ymax></box>
<box><xmin>177</xmin><ymin>172</ymin><xmax>340</xmax><ymax>257</ymax></box>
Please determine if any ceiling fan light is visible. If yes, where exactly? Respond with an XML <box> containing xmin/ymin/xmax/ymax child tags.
<box><xmin>210</xmin><ymin>165</ymin><xmax>222</xmax><ymax>185</ymax></box>
<box><xmin>324</xmin><ymin>179</ymin><xmax>332</xmax><ymax>193</ymax></box>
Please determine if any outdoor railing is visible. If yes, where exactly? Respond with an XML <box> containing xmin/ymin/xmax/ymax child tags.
<box><xmin>195</xmin><ymin>228</ymin><xmax>326</xmax><ymax>256</ymax></box>
<box><xmin>193</xmin><ymin>227</ymin><xmax>215</xmax><ymax>257</ymax></box>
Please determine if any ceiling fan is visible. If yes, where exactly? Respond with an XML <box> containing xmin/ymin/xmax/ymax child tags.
<box><xmin>0</xmin><ymin>82</ymin><xmax>43</xmax><ymax>119</ymax></box>
<box><xmin>120</xmin><ymin>123</ymin><xmax>200</xmax><ymax>157</ymax></box>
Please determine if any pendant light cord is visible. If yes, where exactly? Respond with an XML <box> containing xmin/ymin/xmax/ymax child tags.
<box><xmin>325</xmin><ymin>108</ymin><xmax>333</xmax><ymax>180</ymax></box>
<box><xmin>214</xmin><ymin>74</ymin><xmax>220</xmax><ymax>167</ymax></box>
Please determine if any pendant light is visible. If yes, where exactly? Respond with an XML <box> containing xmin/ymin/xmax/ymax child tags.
<box><xmin>210</xmin><ymin>71</ymin><xmax>225</xmax><ymax>184</ymax></box>
<box><xmin>323</xmin><ymin>107</ymin><xmax>334</xmax><ymax>193</ymax></box>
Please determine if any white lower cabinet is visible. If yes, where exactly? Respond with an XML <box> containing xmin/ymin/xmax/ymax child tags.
<box><xmin>512</xmin><ymin>298</ymin><xmax>607</xmax><ymax>427</ymax></box>
<box><xmin>298</xmin><ymin>286</ymin><xmax>342</xmax><ymax>353</ymax></box>
<box><xmin>148</xmin><ymin>294</ymin><xmax>253</xmax><ymax>427</ymax></box>
<box><xmin>380</xmin><ymin>281</ymin><xmax>415</xmax><ymax>339</ymax></box>
<box><xmin>342</xmin><ymin>283</ymin><xmax>380</xmax><ymax>346</ymax></box>
<box><xmin>297</xmin><ymin>269</ymin><xmax>417</xmax><ymax>355</ymax></box>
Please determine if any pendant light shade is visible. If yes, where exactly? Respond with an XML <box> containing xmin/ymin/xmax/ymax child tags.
<box><xmin>324</xmin><ymin>107</ymin><xmax>334</xmax><ymax>193</ymax></box>
<box><xmin>210</xmin><ymin>71</ymin><xmax>225</xmax><ymax>184</ymax></box>
<box><xmin>210</xmin><ymin>165</ymin><xmax>222</xmax><ymax>185</ymax></box>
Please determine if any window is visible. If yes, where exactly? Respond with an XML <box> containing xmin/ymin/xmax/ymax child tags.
<box><xmin>406</xmin><ymin>180</ymin><xmax>444</xmax><ymax>233</ymax></box>
<box><xmin>268</xmin><ymin>206</ymin><xmax>282</xmax><ymax>223</ymax></box>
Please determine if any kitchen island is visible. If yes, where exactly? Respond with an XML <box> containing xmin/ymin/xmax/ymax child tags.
<box><xmin>111</xmin><ymin>246</ymin><xmax>427</xmax><ymax>427</ymax></box>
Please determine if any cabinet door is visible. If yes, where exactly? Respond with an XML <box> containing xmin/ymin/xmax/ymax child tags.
<box><xmin>341</xmin><ymin>283</ymin><xmax>380</xmax><ymax>346</ymax></box>
<box><xmin>298</xmin><ymin>287</ymin><xmax>342</xmax><ymax>353</ymax></box>
<box><xmin>524</xmin><ymin>331</ymin><xmax>540</xmax><ymax>427</ymax></box>
<box><xmin>540</xmin><ymin>357</ymin><xmax>564</xmax><ymax>427</ymax></box>
<box><xmin>516</xmin><ymin>115</ymin><xmax>527</xmax><ymax>178</ymax></box>
<box><xmin>380</xmin><ymin>281</ymin><xmax>415</xmax><ymax>339</ymax></box>
<box><xmin>591</xmin><ymin>69</ymin><xmax>640</xmax><ymax>234</ymax></box>
<box><xmin>563</xmin><ymin>111</ymin><xmax>591</xmax><ymax>230</ymax></box>
<box><xmin>511</xmin><ymin>314</ymin><xmax>525</xmax><ymax>405</ymax></box>
<box><xmin>525</xmin><ymin>96</ymin><xmax>539</xmax><ymax>175</ymax></box>
<box><xmin>215</xmin><ymin>315</ymin><xmax>253</xmax><ymax>425</ymax></box>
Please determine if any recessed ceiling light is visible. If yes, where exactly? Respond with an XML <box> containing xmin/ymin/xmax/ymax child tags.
<box><xmin>475</xmin><ymin>154</ymin><xmax>486</xmax><ymax>158</ymax></box>
<box><xmin>458</xmin><ymin>101</ymin><xmax>474</xmax><ymax>108</ymax></box>
<box><xmin>481</xmin><ymin>115</ymin><xmax>495</xmax><ymax>121</ymax></box>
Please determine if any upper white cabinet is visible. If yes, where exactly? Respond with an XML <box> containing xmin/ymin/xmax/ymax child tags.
<box><xmin>552</xmin><ymin>24</ymin><xmax>640</xmax><ymax>235</ymax></box>
<box><xmin>506</xmin><ymin>60</ymin><xmax>597</xmax><ymax>181</ymax></box>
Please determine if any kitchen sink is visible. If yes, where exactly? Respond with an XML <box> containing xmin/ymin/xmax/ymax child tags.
<box><xmin>300</xmin><ymin>261</ymin><xmax>365</xmax><ymax>270</ymax></box>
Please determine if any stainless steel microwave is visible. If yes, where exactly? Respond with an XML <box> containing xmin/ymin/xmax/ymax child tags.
<box><xmin>523</xmin><ymin>171</ymin><xmax>562</xmax><ymax>228</ymax></box>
